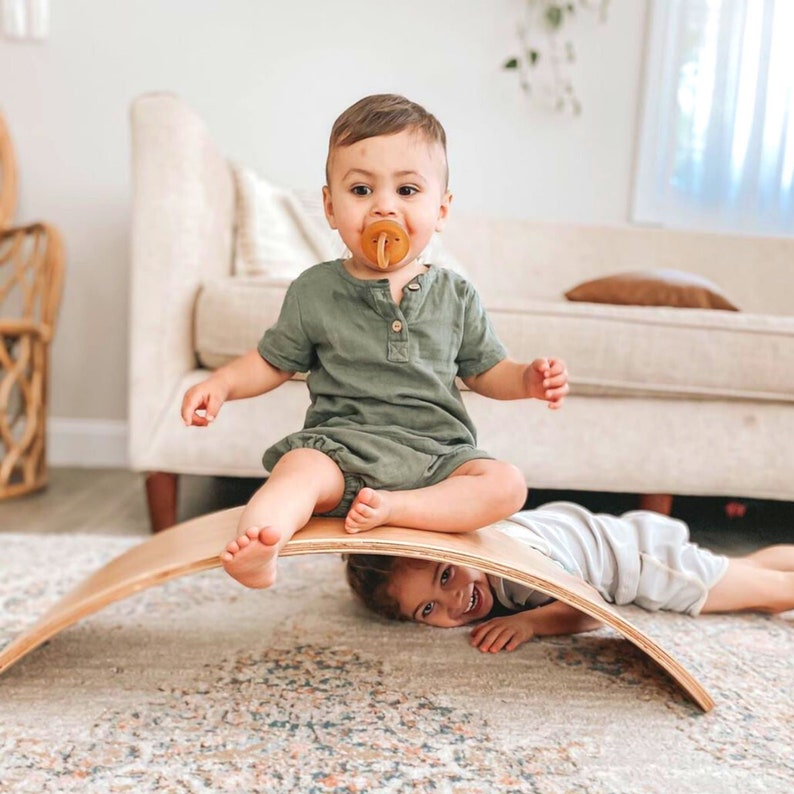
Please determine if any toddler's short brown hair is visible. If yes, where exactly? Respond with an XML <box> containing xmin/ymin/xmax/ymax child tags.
<box><xmin>326</xmin><ymin>94</ymin><xmax>448</xmax><ymax>186</ymax></box>
<box><xmin>344</xmin><ymin>553</ymin><xmax>410</xmax><ymax>621</ymax></box>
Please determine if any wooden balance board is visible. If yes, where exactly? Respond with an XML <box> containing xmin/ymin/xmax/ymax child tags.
<box><xmin>0</xmin><ymin>507</ymin><xmax>714</xmax><ymax>711</ymax></box>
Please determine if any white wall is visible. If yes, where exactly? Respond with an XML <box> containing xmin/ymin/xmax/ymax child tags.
<box><xmin>0</xmin><ymin>0</ymin><xmax>648</xmax><ymax>464</ymax></box>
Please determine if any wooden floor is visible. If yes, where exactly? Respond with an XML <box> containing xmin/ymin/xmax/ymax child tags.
<box><xmin>0</xmin><ymin>468</ymin><xmax>260</xmax><ymax>537</ymax></box>
<box><xmin>0</xmin><ymin>468</ymin><xmax>792</xmax><ymax>557</ymax></box>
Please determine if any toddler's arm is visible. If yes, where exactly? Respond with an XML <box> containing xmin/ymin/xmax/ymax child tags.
<box><xmin>181</xmin><ymin>349</ymin><xmax>293</xmax><ymax>426</ymax></box>
<box><xmin>462</xmin><ymin>357</ymin><xmax>569</xmax><ymax>409</ymax></box>
<box><xmin>469</xmin><ymin>600</ymin><xmax>601</xmax><ymax>653</ymax></box>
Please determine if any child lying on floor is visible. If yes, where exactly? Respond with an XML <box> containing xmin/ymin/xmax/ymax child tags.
<box><xmin>345</xmin><ymin>502</ymin><xmax>794</xmax><ymax>653</ymax></box>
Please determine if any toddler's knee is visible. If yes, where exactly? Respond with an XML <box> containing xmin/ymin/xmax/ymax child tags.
<box><xmin>496</xmin><ymin>462</ymin><xmax>527</xmax><ymax>512</ymax></box>
<box><xmin>279</xmin><ymin>447</ymin><xmax>324</xmax><ymax>466</ymax></box>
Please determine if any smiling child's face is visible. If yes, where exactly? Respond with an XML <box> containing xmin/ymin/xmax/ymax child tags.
<box><xmin>322</xmin><ymin>128</ymin><xmax>452</xmax><ymax>274</ymax></box>
<box><xmin>386</xmin><ymin>560</ymin><xmax>494</xmax><ymax>628</ymax></box>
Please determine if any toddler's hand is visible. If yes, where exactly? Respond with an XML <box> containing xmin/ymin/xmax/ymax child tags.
<box><xmin>469</xmin><ymin>614</ymin><xmax>536</xmax><ymax>653</ymax></box>
<box><xmin>525</xmin><ymin>357</ymin><xmax>569</xmax><ymax>409</ymax></box>
<box><xmin>181</xmin><ymin>378</ymin><xmax>228</xmax><ymax>427</ymax></box>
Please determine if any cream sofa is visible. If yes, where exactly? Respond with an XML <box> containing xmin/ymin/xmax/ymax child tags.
<box><xmin>130</xmin><ymin>93</ymin><xmax>794</xmax><ymax>530</ymax></box>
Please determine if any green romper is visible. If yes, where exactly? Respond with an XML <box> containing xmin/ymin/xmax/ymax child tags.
<box><xmin>258</xmin><ymin>260</ymin><xmax>507</xmax><ymax>516</ymax></box>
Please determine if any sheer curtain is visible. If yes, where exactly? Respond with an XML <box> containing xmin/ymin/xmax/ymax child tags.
<box><xmin>632</xmin><ymin>0</ymin><xmax>794</xmax><ymax>236</ymax></box>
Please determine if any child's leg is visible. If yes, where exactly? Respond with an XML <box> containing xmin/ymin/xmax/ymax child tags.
<box><xmin>222</xmin><ymin>448</ymin><xmax>345</xmax><ymax>588</ymax></box>
<box><xmin>743</xmin><ymin>544</ymin><xmax>794</xmax><ymax>572</ymax></box>
<box><xmin>344</xmin><ymin>459</ymin><xmax>526</xmax><ymax>534</ymax></box>
<box><xmin>701</xmin><ymin>551</ymin><xmax>794</xmax><ymax>615</ymax></box>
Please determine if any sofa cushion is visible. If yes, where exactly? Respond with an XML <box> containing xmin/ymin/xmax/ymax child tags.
<box><xmin>441</xmin><ymin>217</ymin><xmax>794</xmax><ymax>317</ymax></box>
<box><xmin>195</xmin><ymin>277</ymin><xmax>290</xmax><ymax>369</ymax></box>
<box><xmin>487</xmin><ymin>300</ymin><xmax>794</xmax><ymax>401</ymax></box>
<box><xmin>564</xmin><ymin>269</ymin><xmax>740</xmax><ymax>311</ymax></box>
<box><xmin>232</xmin><ymin>165</ymin><xmax>343</xmax><ymax>279</ymax></box>
<box><xmin>194</xmin><ymin>278</ymin><xmax>794</xmax><ymax>402</ymax></box>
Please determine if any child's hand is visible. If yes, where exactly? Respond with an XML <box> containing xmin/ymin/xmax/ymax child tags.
<box><xmin>524</xmin><ymin>357</ymin><xmax>569</xmax><ymax>409</ymax></box>
<box><xmin>181</xmin><ymin>378</ymin><xmax>229</xmax><ymax>427</ymax></box>
<box><xmin>469</xmin><ymin>614</ymin><xmax>536</xmax><ymax>653</ymax></box>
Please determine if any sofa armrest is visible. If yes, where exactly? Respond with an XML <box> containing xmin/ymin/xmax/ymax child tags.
<box><xmin>129</xmin><ymin>93</ymin><xmax>234</xmax><ymax>469</ymax></box>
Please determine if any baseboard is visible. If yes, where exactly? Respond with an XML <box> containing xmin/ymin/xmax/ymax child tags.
<box><xmin>48</xmin><ymin>418</ymin><xmax>128</xmax><ymax>468</ymax></box>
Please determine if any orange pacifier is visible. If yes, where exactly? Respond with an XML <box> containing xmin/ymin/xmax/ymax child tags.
<box><xmin>361</xmin><ymin>220</ymin><xmax>410</xmax><ymax>270</ymax></box>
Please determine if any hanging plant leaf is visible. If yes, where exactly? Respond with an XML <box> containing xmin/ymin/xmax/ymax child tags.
<box><xmin>545</xmin><ymin>4</ymin><xmax>563</xmax><ymax>28</ymax></box>
<box><xmin>505</xmin><ymin>0</ymin><xmax>610</xmax><ymax>114</ymax></box>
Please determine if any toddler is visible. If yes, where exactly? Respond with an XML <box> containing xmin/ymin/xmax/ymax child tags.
<box><xmin>345</xmin><ymin>501</ymin><xmax>794</xmax><ymax>653</ymax></box>
<box><xmin>181</xmin><ymin>94</ymin><xmax>569</xmax><ymax>589</ymax></box>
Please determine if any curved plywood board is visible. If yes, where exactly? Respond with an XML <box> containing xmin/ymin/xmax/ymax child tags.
<box><xmin>0</xmin><ymin>508</ymin><xmax>714</xmax><ymax>711</ymax></box>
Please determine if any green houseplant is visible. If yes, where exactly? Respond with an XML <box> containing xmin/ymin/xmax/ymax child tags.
<box><xmin>503</xmin><ymin>0</ymin><xmax>611</xmax><ymax>114</ymax></box>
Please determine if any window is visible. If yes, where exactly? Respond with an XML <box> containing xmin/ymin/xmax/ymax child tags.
<box><xmin>632</xmin><ymin>0</ymin><xmax>794</xmax><ymax>236</ymax></box>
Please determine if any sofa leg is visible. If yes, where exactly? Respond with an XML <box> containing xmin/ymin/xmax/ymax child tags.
<box><xmin>638</xmin><ymin>493</ymin><xmax>673</xmax><ymax>516</ymax></box>
<box><xmin>145</xmin><ymin>471</ymin><xmax>179</xmax><ymax>532</ymax></box>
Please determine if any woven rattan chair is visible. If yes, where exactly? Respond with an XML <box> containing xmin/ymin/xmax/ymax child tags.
<box><xmin>0</xmin><ymin>113</ymin><xmax>65</xmax><ymax>498</ymax></box>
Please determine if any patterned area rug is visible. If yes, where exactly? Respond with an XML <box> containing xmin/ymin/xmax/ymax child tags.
<box><xmin>1</xmin><ymin>533</ymin><xmax>792</xmax><ymax>793</ymax></box>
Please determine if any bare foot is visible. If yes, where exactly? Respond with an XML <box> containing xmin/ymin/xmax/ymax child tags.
<box><xmin>345</xmin><ymin>487</ymin><xmax>393</xmax><ymax>533</ymax></box>
<box><xmin>220</xmin><ymin>525</ymin><xmax>281</xmax><ymax>588</ymax></box>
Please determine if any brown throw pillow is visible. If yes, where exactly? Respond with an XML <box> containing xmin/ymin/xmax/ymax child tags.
<box><xmin>564</xmin><ymin>269</ymin><xmax>740</xmax><ymax>311</ymax></box>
